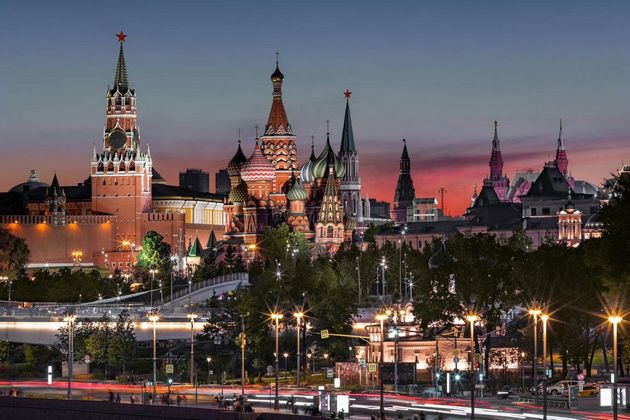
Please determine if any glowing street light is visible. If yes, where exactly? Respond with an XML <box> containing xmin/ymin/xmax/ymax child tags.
<box><xmin>148</xmin><ymin>312</ymin><xmax>160</xmax><ymax>401</ymax></box>
<box><xmin>270</xmin><ymin>312</ymin><xmax>283</xmax><ymax>409</ymax></box>
<box><xmin>294</xmin><ymin>311</ymin><xmax>304</xmax><ymax>386</ymax></box>
<box><xmin>466</xmin><ymin>313</ymin><xmax>479</xmax><ymax>419</ymax></box>
<box><xmin>528</xmin><ymin>307</ymin><xmax>542</xmax><ymax>405</ymax></box>
<box><xmin>540</xmin><ymin>313</ymin><xmax>551</xmax><ymax>419</ymax></box>
<box><xmin>609</xmin><ymin>314</ymin><xmax>623</xmax><ymax>420</ymax></box>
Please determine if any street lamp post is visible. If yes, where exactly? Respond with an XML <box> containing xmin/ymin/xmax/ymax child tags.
<box><xmin>356</xmin><ymin>256</ymin><xmax>362</xmax><ymax>304</ymax></box>
<box><xmin>521</xmin><ymin>352</ymin><xmax>526</xmax><ymax>392</ymax></box>
<box><xmin>294</xmin><ymin>311</ymin><xmax>304</xmax><ymax>386</ymax></box>
<box><xmin>240</xmin><ymin>314</ymin><xmax>248</xmax><ymax>396</ymax></box>
<box><xmin>188</xmin><ymin>313</ymin><xmax>197</xmax><ymax>385</ymax></box>
<box><xmin>170</xmin><ymin>255</ymin><xmax>176</xmax><ymax>303</ymax></box>
<box><xmin>206</xmin><ymin>356</ymin><xmax>212</xmax><ymax>383</ymax></box>
<box><xmin>149</xmin><ymin>269</ymin><xmax>157</xmax><ymax>307</ymax></box>
<box><xmin>375</xmin><ymin>313</ymin><xmax>388</xmax><ymax>420</ymax></box>
<box><xmin>609</xmin><ymin>315</ymin><xmax>622</xmax><ymax>420</ymax></box>
<box><xmin>541</xmin><ymin>314</ymin><xmax>549</xmax><ymax>420</ymax></box>
<box><xmin>64</xmin><ymin>314</ymin><xmax>76</xmax><ymax>400</ymax></box>
<box><xmin>466</xmin><ymin>314</ymin><xmax>479</xmax><ymax>420</ymax></box>
<box><xmin>271</xmin><ymin>312</ymin><xmax>283</xmax><ymax>410</ymax></box>
<box><xmin>528</xmin><ymin>308</ymin><xmax>541</xmax><ymax>405</ymax></box>
<box><xmin>148</xmin><ymin>312</ymin><xmax>160</xmax><ymax>401</ymax></box>
<box><xmin>283</xmin><ymin>352</ymin><xmax>289</xmax><ymax>378</ymax></box>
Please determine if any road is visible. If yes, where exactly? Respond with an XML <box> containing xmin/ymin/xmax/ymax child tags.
<box><xmin>0</xmin><ymin>380</ymin><xmax>627</xmax><ymax>419</ymax></box>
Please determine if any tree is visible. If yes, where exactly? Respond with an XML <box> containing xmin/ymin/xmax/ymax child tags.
<box><xmin>0</xmin><ymin>227</ymin><xmax>30</xmax><ymax>297</ymax></box>
<box><xmin>109</xmin><ymin>310</ymin><xmax>136</xmax><ymax>374</ymax></box>
<box><xmin>136</xmin><ymin>231</ymin><xmax>171</xmax><ymax>273</ymax></box>
<box><xmin>56</xmin><ymin>318</ymin><xmax>96</xmax><ymax>363</ymax></box>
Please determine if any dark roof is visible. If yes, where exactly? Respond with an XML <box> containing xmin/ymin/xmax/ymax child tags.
<box><xmin>467</xmin><ymin>203</ymin><xmax>523</xmax><ymax>230</ymax></box>
<box><xmin>25</xmin><ymin>182</ymin><xmax>91</xmax><ymax>201</ymax></box>
<box><xmin>471</xmin><ymin>181</ymin><xmax>500</xmax><ymax>208</ymax></box>
<box><xmin>152</xmin><ymin>184</ymin><xmax>224</xmax><ymax>201</ymax></box>
<box><xmin>524</xmin><ymin>163</ymin><xmax>593</xmax><ymax>200</ymax></box>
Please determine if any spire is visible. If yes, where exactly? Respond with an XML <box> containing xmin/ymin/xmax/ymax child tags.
<box><xmin>555</xmin><ymin>119</ymin><xmax>569</xmax><ymax>177</ymax></box>
<box><xmin>393</xmin><ymin>139</ymin><xmax>415</xmax><ymax>205</ymax></box>
<box><xmin>488</xmin><ymin>121</ymin><xmax>504</xmax><ymax>181</ymax></box>
<box><xmin>113</xmin><ymin>31</ymin><xmax>129</xmax><ymax>89</ymax></box>
<box><xmin>492</xmin><ymin>120</ymin><xmax>500</xmax><ymax>152</ymax></box>
<box><xmin>310</xmin><ymin>135</ymin><xmax>316</xmax><ymax>161</ymax></box>
<box><xmin>265</xmin><ymin>54</ymin><xmax>291</xmax><ymax>136</ymax></box>
<box><xmin>325</xmin><ymin>165</ymin><xmax>337</xmax><ymax>195</ymax></box>
<box><xmin>340</xmin><ymin>90</ymin><xmax>356</xmax><ymax>153</ymax></box>
<box><xmin>557</xmin><ymin>119</ymin><xmax>565</xmax><ymax>151</ymax></box>
<box><xmin>400</xmin><ymin>139</ymin><xmax>410</xmax><ymax>171</ymax></box>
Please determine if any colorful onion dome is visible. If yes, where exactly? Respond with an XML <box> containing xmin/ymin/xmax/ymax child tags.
<box><xmin>287</xmin><ymin>178</ymin><xmax>307</xmax><ymax>202</ymax></box>
<box><xmin>240</xmin><ymin>140</ymin><xmax>275</xmax><ymax>182</ymax></box>
<box><xmin>227</xmin><ymin>141</ymin><xmax>247</xmax><ymax>177</ymax></box>
<box><xmin>300</xmin><ymin>139</ymin><xmax>317</xmax><ymax>183</ymax></box>
<box><xmin>300</xmin><ymin>160</ymin><xmax>315</xmax><ymax>183</ymax></box>
<box><xmin>312</xmin><ymin>134</ymin><xmax>345</xmax><ymax>180</ymax></box>
<box><xmin>228</xmin><ymin>180</ymin><xmax>248</xmax><ymax>203</ymax></box>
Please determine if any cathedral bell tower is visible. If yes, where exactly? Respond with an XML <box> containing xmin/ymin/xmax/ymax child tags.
<box><xmin>91</xmin><ymin>32</ymin><xmax>152</xmax><ymax>246</ymax></box>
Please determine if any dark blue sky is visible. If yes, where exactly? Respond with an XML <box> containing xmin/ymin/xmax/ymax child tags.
<box><xmin>2</xmin><ymin>0</ymin><xmax>630</xmax><ymax>213</ymax></box>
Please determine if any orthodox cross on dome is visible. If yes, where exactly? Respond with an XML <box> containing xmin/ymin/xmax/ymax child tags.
<box><xmin>326</xmin><ymin>119</ymin><xmax>330</xmax><ymax>134</ymax></box>
<box><xmin>275</xmin><ymin>51</ymin><xmax>279</xmax><ymax>66</ymax></box>
<box><xmin>344</xmin><ymin>89</ymin><xmax>352</xmax><ymax>99</ymax></box>
<box><xmin>116</xmin><ymin>31</ymin><xmax>127</xmax><ymax>42</ymax></box>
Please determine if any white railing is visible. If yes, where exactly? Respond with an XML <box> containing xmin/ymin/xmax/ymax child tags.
<box><xmin>163</xmin><ymin>272</ymin><xmax>249</xmax><ymax>304</ymax></box>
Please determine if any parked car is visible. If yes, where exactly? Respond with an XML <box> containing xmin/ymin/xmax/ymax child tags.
<box><xmin>548</xmin><ymin>380</ymin><xmax>579</xmax><ymax>396</ymax></box>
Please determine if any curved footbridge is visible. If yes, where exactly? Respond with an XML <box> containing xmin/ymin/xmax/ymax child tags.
<box><xmin>0</xmin><ymin>273</ymin><xmax>249</xmax><ymax>345</ymax></box>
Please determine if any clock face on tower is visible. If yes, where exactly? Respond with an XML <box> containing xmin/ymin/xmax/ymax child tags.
<box><xmin>108</xmin><ymin>130</ymin><xmax>127</xmax><ymax>149</ymax></box>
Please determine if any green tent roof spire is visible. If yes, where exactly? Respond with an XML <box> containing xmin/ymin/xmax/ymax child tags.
<box><xmin>339</xmin><ymin>91</ymin><xmax>356</xmax><ymax>153</ymax></box>
<box><xmin>188</xmin><ymin>236</ymin><xmax>203</xmax><ymax>257</ymax></box>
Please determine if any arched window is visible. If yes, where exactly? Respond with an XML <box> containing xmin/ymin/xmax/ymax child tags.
<box><xmin>327</xmin><ymin>226</ymin><xmax>334</xmax><ymax>238</ymax></box>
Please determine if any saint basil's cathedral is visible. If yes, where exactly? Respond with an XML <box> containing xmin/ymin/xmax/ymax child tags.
<box><xmin>223</xmin><ymin>59</ymin><xmax>363</xmax><ymax>255</ymax></box>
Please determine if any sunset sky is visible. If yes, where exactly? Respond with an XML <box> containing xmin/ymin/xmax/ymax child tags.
<box><xmin>2</xmin><ymin>1</ymin><xmax>630</xmax><ymax>215</ymax></box>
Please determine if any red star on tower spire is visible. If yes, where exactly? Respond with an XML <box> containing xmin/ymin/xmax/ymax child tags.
<box><xmin>343</xmin><ymin>89</ymin><xmax>352</xmax><ymax>99</ymax></box>
<box><xmin>116</xmin><ymin>31</ymin><xmax>127</xmax><ymax>42</ymax></box>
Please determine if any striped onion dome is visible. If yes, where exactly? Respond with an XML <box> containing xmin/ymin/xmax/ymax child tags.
<box><xmin>228</xmin><ymin>180</ymin><xmax>248</xmax><ymax>203</ymax></box>
<box><xmin>240</xmin><ymin>140</ymin><xmax>275</xmax><ymax>182</ymax></box>
<box><xmin>287</xmin><ymin>178</ymin><xmax>307</xmax><ymax>202</ymax></box>
<box><xmin>227</xmin><ymin>141</ymin><xmax>247</xmax><ymax>177</ymax></box>
<box><xmin>312</xmin><ymin>134</ymin><xmax>345</xmax><ymax>180</ymax></box>
<box><xmin>300</xmin><ymin>158</ymin><xmax>316</xmax><ymax>183</ymax></box>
